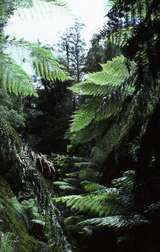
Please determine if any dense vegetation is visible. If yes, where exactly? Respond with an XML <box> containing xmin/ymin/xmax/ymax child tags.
<box><xmin>0</xmin><ymin>0</ymin><xmax>160</xmax><ymax>251</ymax></box>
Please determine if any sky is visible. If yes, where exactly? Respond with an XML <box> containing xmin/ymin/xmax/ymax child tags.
<box><xmin>5</xmin><ymin>0</ymin><xmax>110</xmax><ymax>47</ymax></box>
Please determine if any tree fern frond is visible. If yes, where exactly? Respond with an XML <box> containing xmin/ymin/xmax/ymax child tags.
<box><xmin>7</xmin><ymin>39</ymin><xmax>71</xmax><ymax>83</ymax></box>
<box><xmin>108</xmin><ymin>27</ymin><xmax>135</xmax><ymax>48</ymax></box>
<box><xmin>108</xmin><ymin>0</ymin><xmax>148</xmax><ymax>19</ymax></box>
<box><xmin>0</xmin><ymin>53</ymin><xmax>36</xmax><ymax>96</ymax></box>
<box><xmin>31</xmin><ymin>45</ymin><xmax>71</xmax><ymax>82</ymax></box>
<box><xmin>53</xmin><ymin>188</ymin><xmax>123</xmax><ymax>217</ymax></box>
<box><xmin>78</xmin><ymin>214</ymin><xmax>149</xmax><ymax>230</ymax></box>
<box><xmin>87</xmin><ymin>56</ymin><xmax>130</xmax><ymax>86</ymax></box>
<box><xmin>70</xmin><ymin>56</ymin><xmax>135</xmax><ymax>93</ymax></box>
<box><xmin>70</xmin><ymin>99</ymin><xmax>121</xmax><ymax>134</ymax></box>
<box><xmin>70</xmin><ymin>102</ymin><xmax>97</xmax><ymax>133</ymax></box>
<box><xmin>70</xmin><ymin>97</ymin><xmax>121</xmax><ymax>134</ymax></box>
<box><xmin>69</xmin><ymin>81</ymin><xmax>134</xmax><ymax>97</ymax></box>
<box><xmin>69</xmin><ymin>121</ymin><xmax>108</xmax><ymax>145</ymax></box>
<box><xmin>69</xmin><ymin>56</ymin><xmax>135</xmax><ymax>138</ymax></box>
<box><xmin>91</xmin><ymin>83</ymin><xmax>160</xmax><ymax>166</ymax></box>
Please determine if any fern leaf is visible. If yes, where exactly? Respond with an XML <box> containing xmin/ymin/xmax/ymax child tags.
<box><xmin>6</xmin><ymin>39</ymin><xmax>71</xmax><ymax>83</ymax></box>
<box><xmin>31</xmin><ymin>45</ymin><xmax>71</xmax><ymax>82</ymax></box>
<box><xmin>53</xmin><ymin>188</ymin><xmax>122</xmax><ymax>217</ymax></box>
<box><xmin>80</xmin><ymin>181</ymin><xmax>106</xmax><ymax>192</ymax></box>
<box><xmin>87</xmin><ymin>56</ymin><xmax>132</xmax><ymax>86</ymax></box>
<box><xmin>70</xmin><ymin>102</ymin><xmax>97</xmax><ymax>133</ymax></box>
<box><xmin>69</xmin><ymin>56</ymin><xmax>136</xmax><ymax>139</ymax></box>
<box><xmin>78</xmin><ymin>214</ymin><xmax>149</xmax><ymax>229</ymax></box>
<box><xmin>0</xmin><ymin>53</ymin><xmax>36</xmax><ymax>96</ymax></box>
<box><xmin>108</xmin><ymin>27</ymin><xmax>134</xmax><ymax>48</ymax></box>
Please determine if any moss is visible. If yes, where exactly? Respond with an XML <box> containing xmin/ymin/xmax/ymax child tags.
<box><xmin>0</xmin><ymin>119</ymin><xmax>20</xmax><ymax>148</ymax></box>
<box><xmin>0</xmin><ymin>178</ymin><xmax>52</xmax><ymax>252</ymax></box>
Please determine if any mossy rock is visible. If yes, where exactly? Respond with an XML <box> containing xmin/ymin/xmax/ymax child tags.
<box><xmin>0</xmin><ymin>178</ymin><xmax>52</xmax><ymax>252</ymax></box>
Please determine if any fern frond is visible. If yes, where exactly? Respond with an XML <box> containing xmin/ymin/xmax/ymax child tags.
<box><xmin>78</xmin><ymin>214</ymin><xmax>149</xmax><ymax>229</ymax></box>
<box><xmin>53</xmin><ymin>188</ymin><xmax>123</xmax><ymax>217</ymax></box>
<box><xmin>53</xmin><ymin>181</ymin><xmax>81</xmax><ymax>193</ymax></box>
<box><xmin>70</xmin><ymin>56</ymin><xmax>135</xmax><ymax>94</ymax></box>
<box><xmin>108</xmin><ymin>27</ymin><xmax>135</xmax><ymax>48</ymax></box>
<box><xmin>70</xmin><ymin>98</ymin><xmax>122</xmax><ymax>134</ymax></box>
<box><xmin>0</xmin><ymin>53</ymin><xmax>36</xmax><ymax>96</ymax></box>
<box><xmin>7</xmin><ymin>39</ymin><xmax>71</xmax><ymax>83</ymax></box>
<box><xmin>80</xmin><ymin>181</ymin><xmax>106</xmax><ymax>192</ymax></box>
<box><xmin>87</xmin><ymin>56</ymin><xmax>131</xmax><ymax>86</ymax></box>
<box><xmin>69</xmin><ymin>56</ymin><xmax>136</xmax><ymax>138</ymax></box>
<box><xmin>91</xmin><ymin>83</ymin><xmax>160</xmax><ymax>166</ymax></box>
<box><xmin>31</xmin><ymin>45</ymin><xmax>71</xmax><ymax>82</ymax></box>
<box><xmin>69</xmin><ymin>120</ymin><xmax>108</xmax><ymax>145</ymax></box>
<box><xmin>70</xmin><ymin>102</ymin><xmax>97</xmax><ymax>133</ymax></box>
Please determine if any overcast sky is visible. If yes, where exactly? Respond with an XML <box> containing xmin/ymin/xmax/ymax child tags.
<box><xmin>5</xmin><ymin>0</ymin><xmax>110</xmax><ymax>47</ymax></box>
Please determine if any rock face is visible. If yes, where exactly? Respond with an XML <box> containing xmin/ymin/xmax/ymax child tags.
<box><xmin>0</xmin><ymin>146</ymin><xmax>72</xmax><ymax>252</ymax></box>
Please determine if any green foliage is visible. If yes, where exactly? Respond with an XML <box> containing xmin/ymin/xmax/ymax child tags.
<box><xmin>0</xmin><ymin>88</ymin><xmax>25</xmax><ymax>152</ymax></box>
<box><xmin>53</xmin><ymin>170</ymin><xmax>135</xmax><ymax>218</ymax></box>
<box><xmin>108</xmin><ymin>27</ymin><xmax>134</xmax><ymax>48</ymax></box>
<box><xmin>0</xmin><ymin>88</ymin><xmax>25</xmax><ymax>128</ymax></box>
<box><xmin>53</xmin><ymin>169</ymin><xmax>153</xmax><ymax>241</ymax></box>
<box><xmin>50</xmin><ymin>154</ymin><xmax>69</xmax><ymax>170</ymax></box>
<box><xmin>78</xmin><ymin>214</ymin><xmax>149</xmax><ymax>230</ymax></box>
<box><xmin>58</xmin><ymin>21</ymin><xmax>86</xmax><ymax>82</ymax></box>
<box><xmin>31</xmin><ymin>45</ymin><xmax>71</xmax><ymax>82</ymax></box>
<box><xmin>69</xmin><ymin>56</ymin><xmax>136</xmax><ymax>143</ymax></box>
<box><xmin>0</xmin><ymin>53</ymin><xmax>36</xmax><ymax>96</ymax></box>
<box><xmin>54</xmin><ymin>188</ymin><xmax>122</xmax><ymax>217</ymax></box>
<box><xmin>1</xmin><ymin>1</ymin><xmax>71</xmax><ymax>97</ymax></box>
<box><xmin>0</xmin><ymin>179</ymin><xmax>49</xmax><ymax>252</ymax></box>
<box><xmin>106</xmin><ymin>1</ymin><xmax>156</xmax><ymax>50</ymax></box>
<box><xmin>0</xmin><ymin>1</ymin><xmax>73</xmax><ymax>251</ymax></box>
<box><xmin>71</xmin><ymin>56</ymin><xmax>134</xmax><ymax>95</ymax></box>
<box><xmin>80</xmin><ymin>181</ymin><xmax>106</xmax><ymax>192</ymax></box>
<box><xmin>21</xmin><ymin>199</ymin><xmax>45</xmax><ymax>225</ymax></box>
<box><xmin>0</xmin><ymin>232</ymin><xmax>15</xmax><ymax>252</ymax></box>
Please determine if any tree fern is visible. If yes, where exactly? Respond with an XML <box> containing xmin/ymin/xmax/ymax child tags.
<box><xmin>69</xmin><ymin>56</ymin><xmax>136</xmax><ymax>142</ymax></box>
<box><xmin>0</xmin><ymin>43</ymin><xmax>71</xmax><ymax>96</ymax></box>
<box><xmin>102</xmin><ymin>0</ymin><xmax>149</xmax><ymax>50</ymax></box>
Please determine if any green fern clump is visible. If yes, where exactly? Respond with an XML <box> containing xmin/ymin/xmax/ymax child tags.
<box><xmin>53</xmin><ymin>170</ymin><xmax>152</xmax><ymax>236</ymax></box>
<box><xmin>53</xmin><ymin>170</ymin><xmax>135</xmax><ymax>218</ymax></box>
<box><xmin>53</xmin><ymin>170</ymin><xmax>144</xmax><ymax>237</ymax></box>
